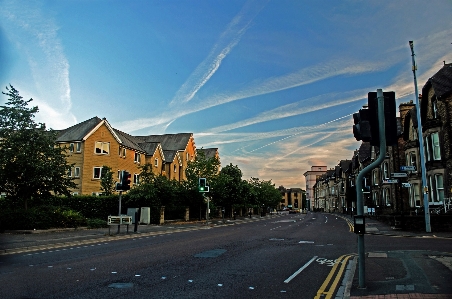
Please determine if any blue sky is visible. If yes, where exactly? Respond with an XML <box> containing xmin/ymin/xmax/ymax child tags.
<box><xmin>1</xmin><ymin>0</ymin><xmax>451</xmax><ymax>188</ymax></box>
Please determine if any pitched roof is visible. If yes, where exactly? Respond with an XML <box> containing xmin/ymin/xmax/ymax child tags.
<box><xmin>113</xmin><ymin>129</ymin><xmax>147</xmax><ymax>153</ymax></box>
<box><xmin>424</xmin><ymin>63</ymin><xmax>452</xmax><ymax>99</ymax></box>
<box><xmin>135</xmin><ymin>133</ymin><xmax>193</xmax><ymax>151</ymax></box>
<box><xmin>56</xmin><ymin>116</ymin><xmax>103</xmax><ymax>142</ymax></box>
<box><xmin>197</xmin><ymin>148</ymin><xmax>218</xmax><ymax>159</ymax></box>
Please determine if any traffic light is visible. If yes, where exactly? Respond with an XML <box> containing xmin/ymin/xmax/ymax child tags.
<box><xmin>368</xmin><ymin>91</ymin><xmax>397</xmax><ymax>146</ymax></box>
<box><xmin>198</xmin><ymin>178</ymin><xmax>209</xmax><ymax>192</ymax></box>
<box><xmin>353</xmin><ymin>109</ymin><xmax>372</xmax><ymax>142</ymax></box>
<box><xmin>120</xmin><ymin>170</ymin><xmax>131</xmax><ymax>191</ymax></box>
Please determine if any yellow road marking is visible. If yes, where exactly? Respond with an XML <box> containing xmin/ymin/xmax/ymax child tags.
<box><xmin>314</xmin><ymin>254</ymin><xmax>352</xmax><ymax>299</ymax></box>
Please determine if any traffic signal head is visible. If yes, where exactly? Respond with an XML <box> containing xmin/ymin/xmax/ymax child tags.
<box><xmin>198</xmin><ymin>178</ymin><xmax>209</xmax><ymax>192</ymax></box>
<box><xmin>353</xmin><ymin>109</ymin><xmax>372</xmax><ymax>142</ymax></box>
<box><xmin>368</xmin><ymin>91</ymin><xmax>397</xmax><ymax>146</ymax></box>
<box><xmin>120</xmin><ymin>171</ymin><xmax>131</xmax><ymax>191</ymax></box>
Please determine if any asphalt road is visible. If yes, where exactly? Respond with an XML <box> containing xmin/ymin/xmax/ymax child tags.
<box><xmin>1</xmin><ymin>212</ymin><xmax>451</xmax><ymax>299</ymax></box>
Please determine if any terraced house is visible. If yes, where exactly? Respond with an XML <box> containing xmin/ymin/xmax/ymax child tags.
<box><xmin>310</xmin><ymin>63</ymin><xmax>452</xmax><ymax>225</ymax></box>
<box><xmin>56</xmin><ymin>117</ymin><xmax>209</xmax><ymax>195</ymax></box>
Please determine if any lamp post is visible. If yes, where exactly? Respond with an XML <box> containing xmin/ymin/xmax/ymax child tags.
<box><xmin>409</xmin><ymin>41</ymin><xmax>431</xmax><ymax>233</ymax></box>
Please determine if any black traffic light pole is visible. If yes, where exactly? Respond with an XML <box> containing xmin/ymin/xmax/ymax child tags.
<box><xmin>355</xmin><ymin>89</ymin><xmax>387</xmax><ymax>289</ymax></box>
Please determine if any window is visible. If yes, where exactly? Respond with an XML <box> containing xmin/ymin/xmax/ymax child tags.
<box><xmin>425</xmin><ymin>132</ymin><xmax>441</xmax><ymax>161</ymax></box>
<box><xmin>372</xmin><ymin>169</ymin><xmax>379</xmax><ymax>185</ymax></box>
<box><xmin>406</xmin><ymin>152</ymin><xmax>417</xmax><ymax>173</ymax></box>
<box><xmin>133</xmin><ymin>174</ymin><xmax>140</xmax><ymax>185</ymax></box>
<box><xmin>74</xmin><ymin>167</ymin><xmax>80</xmax><ymax>178</ymax></box>
<box><xmin>76</xmin><ymin>142</ymin><xmax>82</xmax><ymax>152</ymax></box>
<box><xmin>431</xmin><ymin>132</ymin><xmax>441</xmax><ymax>160</ymax></box>
<box><xmin>173</xmin><ymin>164</ymin><xmax>177</xmax><ymax>172</ymax></box>
<box><xmin>382</xmin><ymin>188</ymin><xmax>390</xmax><ymax>206</ymax></box>
<box><xmin>154</xmin><ymin>158</ymin><xmax>158</xmax><ymax>167</ymax></box>
<box><xmin>186</xmin><ymin>153</ymin><xmax>189</xmax><ymax>161</ymax></box>
<box><xmin>372</xmin><ymin>191</ymin><xmax>379</xmax><ymax>207</ymax></box>
<box><xmin>69</xmin><ymin>143</ymin><xmax>74</xmax><ymax>152</ymax></box>
<box><xmin>95</xmin><ymin>141</ymin><xmax>110</xmax><ymax>155</ymax></box>
<box><xmin>409</xmin><ymin>183</ymin><xmax>420</xmax><ymax>207</ymax></box>
<box><xmin>381</xmin><ymin>162</ymin><xmax>389</xmax><ymax>180</ymax></box>
<box><xmin>117</xmin><ymin>170</ymin><xmax>121</xmax><ymax>180</ymax></box>
<box><xmin>429</xmin><ymin>174</ymin><xmax>444</xmax><ymax>204</ymax></box>
<box><xmin>93</xmin><ymin>167</ymin><xmax>102</xmax><ymax>179</ymax></box>
<box><xmin>67</xmin><ymin>168</ymin><xmax>72</xmax><ymax>177</ymax></box>
<box><xmin>134</xmin><ymin>152</ymin><xmax>141</xmax><ymax>163</ymax></box>
<box><xmin>432</xmin><ymin>97</ymin><xmax>438</xmax><ymax>119</ymax></box>
<box><xmin>119</xmin><ymin>147</ymin><xmax>126</xmax><ymax>158</ymax></box>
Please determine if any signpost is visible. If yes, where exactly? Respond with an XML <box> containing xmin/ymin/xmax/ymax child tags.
<box><xmin>383</xmin><ymin>179</ymin><xmax>398</xmax><ymax>184</ymax></box>
<box><xmin>391</xmin><ymin>173</ymin><xmax>407</xmax><ymax>178</ymax></box>
<box><xmin>400</xmin><ymin>166</ymin><xmax>416</xmax><ymax>171</ymax></box>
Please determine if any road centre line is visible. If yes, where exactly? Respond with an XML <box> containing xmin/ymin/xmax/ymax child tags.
<box><xmin>284</xmin><ymin>256</ymin><xmax>318</xmax><ymax>283</ymax></box>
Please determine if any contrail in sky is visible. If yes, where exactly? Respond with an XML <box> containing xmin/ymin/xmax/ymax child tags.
<box><xmin>169</xmin><ymin>0</ymin><xmax>268</xmax><ymax>106</ymax></box>
<box><xmin>0</xmin><ymin>0</ymin><xmax>75</xmax><ymax>128</ymax></box>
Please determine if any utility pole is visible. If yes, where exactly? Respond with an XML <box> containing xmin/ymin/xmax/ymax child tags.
<box><xmin>409</xmin><ymin>41</ymin><xmax>431</xmax><ymax>233</ymax></box>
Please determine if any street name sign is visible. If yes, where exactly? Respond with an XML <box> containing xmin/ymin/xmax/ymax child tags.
<box><xmin>383</xmin><ymin>179</ymin><xmax>398</xmax><ymax>184</ymax></box>
<box><xmin>391</xmin><ymin>173</ymin><xmax>408</xmax><ymax>178</ymax></box>
<box><xmin>400</xmin><ymin>166</ymin><xmax>416</xmax><ymax>171</ymax></box>
<box><xmin>402</xmin><ymin>183</ymin><xmax>411</xmax><ymax>188</ymax></box>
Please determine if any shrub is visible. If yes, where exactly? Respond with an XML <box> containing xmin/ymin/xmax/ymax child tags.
<box><xmin>87</xmin><ymin>218</ymin><xmax>108</xmax><ymax>229</ymax></box>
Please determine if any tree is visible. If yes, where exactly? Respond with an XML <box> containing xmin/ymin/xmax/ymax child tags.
<box><xmin>0</xmin><ymin>85</ymin><xmax>76</xmax><ymax>209</ymax></box>
<box><xmin>183</xmin><ymin>149</ymin><xmax>221</xmax><ymax>220</ymax></box>
<box><xmin>100</xmin><ymin>165</ymin><xmax>115</xmax><ymax>195</ymax></box>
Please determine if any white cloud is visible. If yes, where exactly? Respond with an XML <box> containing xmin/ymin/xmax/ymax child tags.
<box><xmin>0</xmin><ymin>0</ymin><xmax>75</xmax><ymax>129</ymax></box>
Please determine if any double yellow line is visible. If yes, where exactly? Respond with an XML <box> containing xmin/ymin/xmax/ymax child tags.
<box><xmin>314</xmin><ymin>254</ymin><xmax>353</xmax><ymax>299</ymax></box>
<box><xmin>336</xmin><ymin>215</ymin><xmax>354</xmax><ymax>232</ymax></box>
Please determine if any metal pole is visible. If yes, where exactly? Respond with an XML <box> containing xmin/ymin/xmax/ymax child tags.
<box><xmin>117</xmin><ymin>191</ymin><xmax>122</xmax><ymax>234</ymax></box>
<box><xmin>409</xmin><ymin>41</ymin><xmax>431</xmax><ymax>233</ymax></box>
<box><xmin>356</xmin><ymin>89</ymin><xmax>387</xmax><ymax>288</ymax></box>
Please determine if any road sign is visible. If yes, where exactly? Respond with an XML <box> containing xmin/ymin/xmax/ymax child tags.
<box><xmin>391</xmin><ymin>173</ymin><xmax>408</xmax><ymax>178</ymax></box>
<box><xmin>400</xmin><ymin>166</ymin><xmax>416</xmax><ymax>171</ymax></box>
<box><xmin>402</xmin><ymin>183</ymin><xmax>412</xmax><ymax>188</ymax></box>
<box><xmin>383</xmin><ymin>179</ymin><xmax>398</xmax><ymax>184</ymax></box>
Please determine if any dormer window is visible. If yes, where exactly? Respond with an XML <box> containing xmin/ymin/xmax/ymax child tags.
<box><xmin>154</xmin><ymin>158</ymin><xmax>158</xmax><ymax>167</ymax></box>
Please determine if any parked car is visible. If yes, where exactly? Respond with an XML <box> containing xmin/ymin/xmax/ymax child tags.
<box><xmin>289</xmin><ymin>208</ymin><xmax>300</xmax><ymax>214</ymax></box>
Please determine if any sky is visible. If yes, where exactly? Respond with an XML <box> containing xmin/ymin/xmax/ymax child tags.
<box><xmin>1</xmin><ymin>0</ymin><xmax>451</xmax><ymax>189</ymax></box>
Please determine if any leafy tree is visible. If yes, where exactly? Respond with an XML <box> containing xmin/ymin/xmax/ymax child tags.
<box><xmin>0</xmin><ymin>85</ymin><xmax>76</xmax><ymax>209</ymax></box>
<box><xmin>183</xmin><ymin>149</ymin><xmax>221</xmax><ymax>219</ymax></box>
<box><xmin>210</xmin><ymin>163</ymin><xmax>243</xmax><ymax>216</ymax></box>
<box><xmin>100</xmin><ymin>165</ymin><xmax>115</xmax><ymax>195</ymax></box>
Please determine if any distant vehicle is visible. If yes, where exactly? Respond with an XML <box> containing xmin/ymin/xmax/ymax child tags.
<box><xmin>282</xmin><ymin>207</ymin><xmax>290</xmax><ymax>211</ymax></box>
<box><xmin>289</xmin><ymin>208</ymin><xmax>300</xmax><ymax>214</ymax></box>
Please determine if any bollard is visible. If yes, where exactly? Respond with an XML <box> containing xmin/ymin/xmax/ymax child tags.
<box><xmin>134</xmin><ymin>211</ymin><xmax>138</xmax><ymax>232</ymax></box>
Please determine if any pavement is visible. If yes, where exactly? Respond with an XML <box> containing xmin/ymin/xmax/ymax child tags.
<box><xmin>1</xmin><ymin>212</ymin><xmax>452</xmax><ymax>299</ymax></box>
<box><xmin>337</xmin><ymin>214</ymin><xmax>452</xmax><ymax>299</ymax></box>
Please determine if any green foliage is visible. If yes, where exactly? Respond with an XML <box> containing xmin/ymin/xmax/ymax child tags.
<box><xmin>0</xmin><ymin>205</ymin><xmax>86</xmax><ymax>230</ymax></box>
<box><xmin>86</xmin><ymin>218</ymin><xmax>108</xmax><ymax>229</ymax></box>
<box><xmin>0</xmin><ymin>85</ymin><xmax>76</xmax><ymax>209</ymax></box>
<box><xmin>100</xmin><ymin>165</ymin><xmax>116</xmax><ymax>195</ymax></box>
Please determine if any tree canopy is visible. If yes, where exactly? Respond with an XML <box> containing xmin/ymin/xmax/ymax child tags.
<box><xmin>0</xmin><ymin>85</ymin><xmax>76</xmax><ymax>209</ymax></box>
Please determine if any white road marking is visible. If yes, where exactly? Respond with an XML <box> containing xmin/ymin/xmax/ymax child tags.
<box><xmin>284</xmin><ymin>256</ymin><xmax>318</xmax><ymax>283</ymax></box>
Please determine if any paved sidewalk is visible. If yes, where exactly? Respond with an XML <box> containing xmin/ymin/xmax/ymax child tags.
<box><xmin>0</xmin><ymin>213</ymin><xmax>281</xmax><ymax>255</ymax></box>
<box><xmin>336</xmin><ymin>214</ymin><xmax>452</xmax><ymax>299</ymax></box>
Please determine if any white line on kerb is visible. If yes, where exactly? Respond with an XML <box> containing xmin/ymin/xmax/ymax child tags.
<box><xmin>284</xmin><ymin>255</ymin><xmax>318</xmax><ymax>283</ymax></box>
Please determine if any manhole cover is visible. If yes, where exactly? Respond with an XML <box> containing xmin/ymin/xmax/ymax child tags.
<box><xmin>108</xmin><ymin>283</ymin><xmax>133</xmax><ymax>289</ymax></box>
